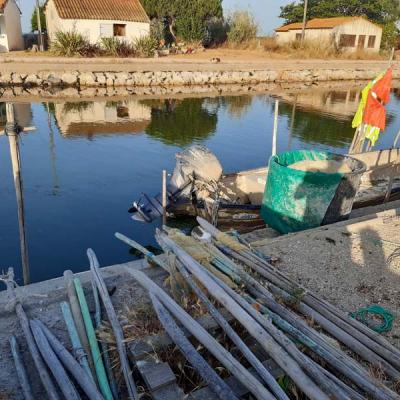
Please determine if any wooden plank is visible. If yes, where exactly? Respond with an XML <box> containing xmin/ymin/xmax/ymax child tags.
<box><xmin>189</xmin><ymin>358</ymin><xmax>283</xmax><ymax>400</ymax></box>
<box><xmin>136</xmin><ymin>357</ymin><xmax>185</xmax><ymax>400</ymax></box>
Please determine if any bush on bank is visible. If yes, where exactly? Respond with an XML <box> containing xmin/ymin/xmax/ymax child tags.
<box><xmin>50</xmin><ymin>30</ymin><xmax>158</xmax><ymax>58</ymax></box>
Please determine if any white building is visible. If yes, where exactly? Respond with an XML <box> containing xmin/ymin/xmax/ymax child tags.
<box><xmin>275</xmin><ymin>17</ymin><xmax>382</xmax><ymax>52</ymax></box>
<box><xmin>0</xmin><ymin>0</ymin><xmax>24</xmax><ymax>52</ymax></box>
<box><xmin>45</xmin><ymin>0</ymin><xmax>150</xmax><ymax>44</ymax></box>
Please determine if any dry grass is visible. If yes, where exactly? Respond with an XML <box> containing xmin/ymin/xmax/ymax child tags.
<box><xmin>222</xmin><ymin>36</ymin><xmax>386</xmax><ymax>60</ymax></box>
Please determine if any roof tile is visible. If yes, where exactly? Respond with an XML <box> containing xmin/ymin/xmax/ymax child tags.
<box><xmin>276</xmin><ymin>17</ymin><xmax>370</xmax><ymax>32</ymax></box>
<box><xmin>52</xmin><ymin>0</ymin><xmax>149</xmax><ymax>23</ymax></box>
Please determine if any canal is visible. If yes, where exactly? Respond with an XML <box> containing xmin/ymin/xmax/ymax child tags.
<box><xmin>1</xmin><ymin>86</ymin><xmax>399</xmax><ymax>284</ymax></box>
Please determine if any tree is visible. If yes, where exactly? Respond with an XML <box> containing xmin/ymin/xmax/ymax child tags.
<box><xmin>142</xmin><ymin>0</ymin><xmax>223</xmax><ymax>42</ymax></box>
<box><xmin>280</xmin><ymin>0</ymin><xmax>399</xmax><ymax>25</ymax></box>
<box><xmin>31</xmin><ymin>3</ymin><xmax>46</xmax><ymax>32</ymax></box>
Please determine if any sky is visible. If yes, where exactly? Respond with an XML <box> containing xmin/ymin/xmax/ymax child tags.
<box><xmin>18</xmin><ymin>0</ymin><xmax>291</xmax><ymax>34</ymax></box>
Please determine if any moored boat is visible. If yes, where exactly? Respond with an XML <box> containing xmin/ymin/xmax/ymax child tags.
<box><xmin>130</xmin><ymin>146</ymin><xmax>400</xmax><ymax>232</ymax></box>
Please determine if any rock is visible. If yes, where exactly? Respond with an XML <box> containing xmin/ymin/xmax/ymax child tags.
<box><xmin>61</xmin><ymin>72</ymin><xmax>78</xmax><ymax>86</ymax></box>
<box><xmin>94</xmin><ymin>73</ymin><xmax>107</xmax><ymax>86</ymax></box>
<box><xmin>79</xmin><ymin>72</ymin><xmax>96</xmax><ymax>86</ymax></box>
<box><xmin>105</xmin><ymin>72</ymin><xmax>116</xmax><ymax>86</ymax></box>
<box><xmin>24</xmin><ymin>74</ymin><xmax>39</xmax><ymax>86</ymax></box>
<box><xmin>114</xmin><ymin>72</ymin><xmax>129</xmax><ymax>86</ymax></box>
<box><xmin>45</xmin><ymin>75</ymin><xmax>62</xmax><ymax>86</ymax></box>
<box><xmin>11</xmin><ymin>73</ymin><xmax>23</xmax><ymax>84</ymax></box>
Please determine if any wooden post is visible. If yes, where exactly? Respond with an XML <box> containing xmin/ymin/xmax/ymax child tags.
<box><xmin>6</xmin><ymin>103</ymin><xmax>30</xmax><ymax>285</ymax></box>
<box><xmin>162</xmin><ymin>170</ymin><xmax>167</xmax><ymax>225</ymax></box>
<box><xmin>36</xmin><ymin>0</ymin><xmax>44</xmax><ymax>51</ymax></box>
<box><xmin>272</xmin><ymin>100</ymin><xmax>279</xmax><ymax>157</ymax></box>
<box><xmin>300</xmin><ymin>0</ymin><xmax>308</xmax><ymax>46</ymax></box>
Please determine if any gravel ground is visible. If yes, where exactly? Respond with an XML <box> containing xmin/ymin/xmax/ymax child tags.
<box><xmin>253</xmin><ymin>210</ymin><xmax>400</xmax><ymax>346</ymax></box>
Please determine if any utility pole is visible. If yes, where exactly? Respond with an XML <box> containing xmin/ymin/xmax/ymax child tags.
<box><xmin>300</xmin><ymin>0</ymin><xmax>309</xmax><ymax>46</ymax></box>
<box><xmin>36</xmin><ymin>0</ymin><xmax>44</xmax><ymax>51</ymax></box>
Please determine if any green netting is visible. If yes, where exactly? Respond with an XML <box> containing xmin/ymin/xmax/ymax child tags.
<box><xmin>350</xmin><ymin>305</ymin><xmax>394</xmax><ymax>333</ymax></box>
<box><xmin>261</xmin><ymin>150</ymin><xmax>344</xmax><ymax>234</ymax></box>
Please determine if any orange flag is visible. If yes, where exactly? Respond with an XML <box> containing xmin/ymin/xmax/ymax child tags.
<box><xmin>363</xmin><ymin>67</ymin><xmax>392</xmax><ymax>131</ymax></box>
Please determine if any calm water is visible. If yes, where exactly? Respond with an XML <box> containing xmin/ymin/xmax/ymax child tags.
<box><xmin>1</xmin><ymin>88</ymin><xmax>399</xmax><ymax>284</ymax></box>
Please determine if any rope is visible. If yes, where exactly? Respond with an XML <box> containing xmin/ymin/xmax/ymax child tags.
<box><xmin>350</xmin><ymin>305</ymin><xmax>394</xmax><ymax>333</ymax></box>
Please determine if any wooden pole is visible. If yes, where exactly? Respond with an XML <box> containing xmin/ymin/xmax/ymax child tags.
<box><xmin>30</xmin><ymin>321</ymin><xmax>80</xmax><ymax>400</ymax></box>
<box><xmin>162</xmin><ymin>170</ymin><xmax>167</xmax><ymax>225</ymax></box>
<box><xmin>272</xmin><ymin>100</ymin><xmax>279</xmax><ymax>157</ymax></box>
<box><xmin>6</xmin><ymin>103</ymin><xmax>30</xmax><ymax>285</ymax></box>
<box><xmin>125</xmin><ymin>267</ymin><xmax>276</xmax><ymax>400</ymax></box>
<box><xmin>300</xmin><ymin>0</ymin><xmax>308</xmax><ymax>46</ymax></box>
<box><xmin>34</xmin><ymin>319</ymin><xmax>104</xmax><ymax>400</ymax></box>
<box><xmin>36</xmin><ymin>0</ymin><xmax>44</xmax><ymax>51</ymax></box>
<box><xmin>9</xmin><ymin>336</ymin><xmax>34</xmax><ymax>400</ymax></box>
<box><xmin>156</xmin><ymin>232</ymin><xmax>330</xmax><ymax>400</ymax></box>
<box><xmin>88</xmin><ymin>249</ymin><xmax>139</xmax><ymax>400</ymax></box>
<box><xmin>150</xmin><ymin>293</ymin><xmax>240</xmax><ymax>400</ymax></box>
<box><xmin>5</xmin><ymin>270</ymin><xmax>60</xmax><ymax>400</ymax></box>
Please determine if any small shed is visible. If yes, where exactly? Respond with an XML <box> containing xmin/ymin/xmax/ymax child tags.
<box><xmin>275</xmin><ymin>17</ymin><xmax>382</xmax><ymax>52</ymax></box>
<box><xmin>45</xmin><ymin>0</ymin><xmax>150</xmax><ymax>45</ymax></box>
<box><xmin>0</xmin><ymin>0</ymin><xmax>24</xmax><ymax>52</ymax></box>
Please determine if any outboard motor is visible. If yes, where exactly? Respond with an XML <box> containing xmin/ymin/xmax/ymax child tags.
<box><xmin>129</xmin><ymin>145</ymin><xmax>223</xmax><ymax>222</ymax></box>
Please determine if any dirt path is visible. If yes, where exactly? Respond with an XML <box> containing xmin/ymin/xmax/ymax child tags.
<box><xmin>1</xmin><ymin>49</ymin><xmax>398</xmax><ymax>74</ymax></box>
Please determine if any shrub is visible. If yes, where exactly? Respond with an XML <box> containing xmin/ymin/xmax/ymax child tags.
<box><xmin>381</xmin><ymin>22</ymin><xmax>398</xmax><ymax>51</ymax></box>
<box><xmin>227</xmin><ymin>11</ymin><xmax>258</xmax><ymax>44</ymax></box>
<box><xmin>133</xmin><ymin>36</ymin><xmax>158</xmax><ymax>57</ymax></box>
<box><xmin>101</xmin><ymin>37</ymin><xmax>135</xmax><ymax>57</ymax></box>
<box><xmin>150</xmin><ymin>18</ymin><xmax>165</xmax><ymax>45</ymax></box>
<box><xmin>203</xmin><ymin>17</ymin><xmax>228</xmax><ymax>47</ymax></box>
<box><xmin>51</xmin><ymin>30</ymin><xmax>88</xmax><ymax>57</ymax></box>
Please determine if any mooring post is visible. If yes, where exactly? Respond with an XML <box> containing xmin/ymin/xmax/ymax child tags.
<box><xmin>272</xmin><ymin>99</ymin><xmax>279</xmax><ymax>157</ymax></box>
<box><xmin>6</xmin><ymin>103</ymin><xmax>30</xmax><ymax>285</ymax></box>
<box><xmin>162</xmin><ymin>170</ymin><xmax>167</xmax><ymax>226</ymax></box>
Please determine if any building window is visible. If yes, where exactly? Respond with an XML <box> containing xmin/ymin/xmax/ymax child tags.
<box><xmin>368</xmin><ymin>35</ymin><xmax>376</xmax><ymax>48</ymax></box>
<box><xmin>339</xmin><ymin>34</ymin><xmax>356</xmax><ymax>48</ymax></box>
<box><xmin>100</xmin><ymin>24</ymin><xmax>113</xmax><ymax>38</ymax></box>
<box><xmin>113</xmin><ymin>24</ymin><xmax>126</xmax><ymax>37</ymax></box>
<box><xmin>358</xmin><ymin>35</ymin><xmax>366</xmax><ymax>49</ymax></box>
<box><xmin>295</xmin><ymin>33</ymin><xmax>302</xmax><ymax>41</ymax></box>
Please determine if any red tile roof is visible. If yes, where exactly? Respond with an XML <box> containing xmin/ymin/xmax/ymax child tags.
<box><xmin>51</xmin><ymin>0</ymin><xmax>149</xmax><ymax>23</ymax></box>
<box><xmin>276</xmin><ymin>17</ymin><xmax>369</xmax><ymax>32</ymax></box>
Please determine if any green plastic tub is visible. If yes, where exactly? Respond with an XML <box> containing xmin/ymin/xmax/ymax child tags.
<box><xmin>261</xmin><ymin>150</ymin><xmax>366</xmax><ymax>234</ymax></box>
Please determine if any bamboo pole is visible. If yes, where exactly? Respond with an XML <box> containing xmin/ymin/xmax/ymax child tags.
<box><xmin>74</xmin><ymin>278</ymin><xmax>113</xmax><ymax>400</ymax></box>
<box><xmin>30</xmin><ymin>320</ymin><xmax>80</xmax><ymax>400</ymax></box>
<box><xmin>88</xmin><ymin>249</ymin><xmax>138</xmax><ymax>400</ymax></box>
<box><xmin>123</xmin><ymin>267</ymin><xmax>275</xmax><ymax>400</ymax></box>
<box><xmin>173</xmin><ymin>260</ymin><xmax>287</xmax><ymax>400</ymax></box>
<box><xmin>91</xmin><ymin>280</ymin><xmax>119</xmax><ymax>400</ymax></box>
<box><xmin>6</xmin><ymin>103</ymin><xmax>30</xmax><ymax>285</ymax></box>
<box><xmin>300</xmin><ymin>0</ymin><xmax>308</xmax><ymax>46</ymax></box>
<box><xmin>155</xmin><ymin>232</ymin><xmax>331</xmax><ymax>400</ymax></box>
<box><xmin>34</xmin><ymin>319</ymin><xmax>105</xmax><ymax>400</ymax></box>
<box><xmin>150</xmin><ymin>292</ymin><xmax>240</xmax><ymax>400</ymax></box>
<box><xmin>197</xmin><ymin>217</ymin><xmax>400</xmax><ymax>361</ymax></box>
<box><xmin>64</xmin><ymin>270</ymin><xmax>96</xmax><ymax>378</ymax></box>
<box><xmin>9</xmin><ymin>336</ymin><xmax>34</xmax><ymax>400</ymax></box>
<box><xmin>5</xmin><ymin>269</ymin><xmax>60</xmax><ymax>400</ymax></box>
<box><xmin>60</xmin><ymin>301</ymin><xmax>94</xmax><ymax>381</ymax></box>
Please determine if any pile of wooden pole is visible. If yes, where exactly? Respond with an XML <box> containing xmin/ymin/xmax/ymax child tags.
<box><xmin>5</xmin><ymin>249</ymin><xmax>141</xmax><ymax>400</ymax></box>
<box><xmin>116</xmin><ymin>219</ymin><xmax>400</xmax><ymax>400</ymax></box>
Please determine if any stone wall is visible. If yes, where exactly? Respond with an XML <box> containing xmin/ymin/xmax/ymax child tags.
<box><xmin>0</xmin><ymin>68</ymin><xmax>397</xmax><ymax>89</ymax></box>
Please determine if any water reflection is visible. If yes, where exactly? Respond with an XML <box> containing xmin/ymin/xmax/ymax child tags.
<box><xmin>142</xmin><ymin>98</ymin><xmax>218</xmax><ymax>146</ymax></box>
<box><xmin>52</xmin><ymin>100</ymin><xmax>151</xmax><ymax>138</ymax></box>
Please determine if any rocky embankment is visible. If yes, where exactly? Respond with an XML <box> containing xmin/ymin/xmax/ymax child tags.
<box><xmin>0</xmin><ymin>67</ymin><xmax>398</xmax><ymax>89</ymax></box>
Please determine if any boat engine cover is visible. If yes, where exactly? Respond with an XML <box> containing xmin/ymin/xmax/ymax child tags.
<box><xmin>170</xmin><ymin>145</ymin><xmax>223</xmax><ymax>193</ymax></box>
